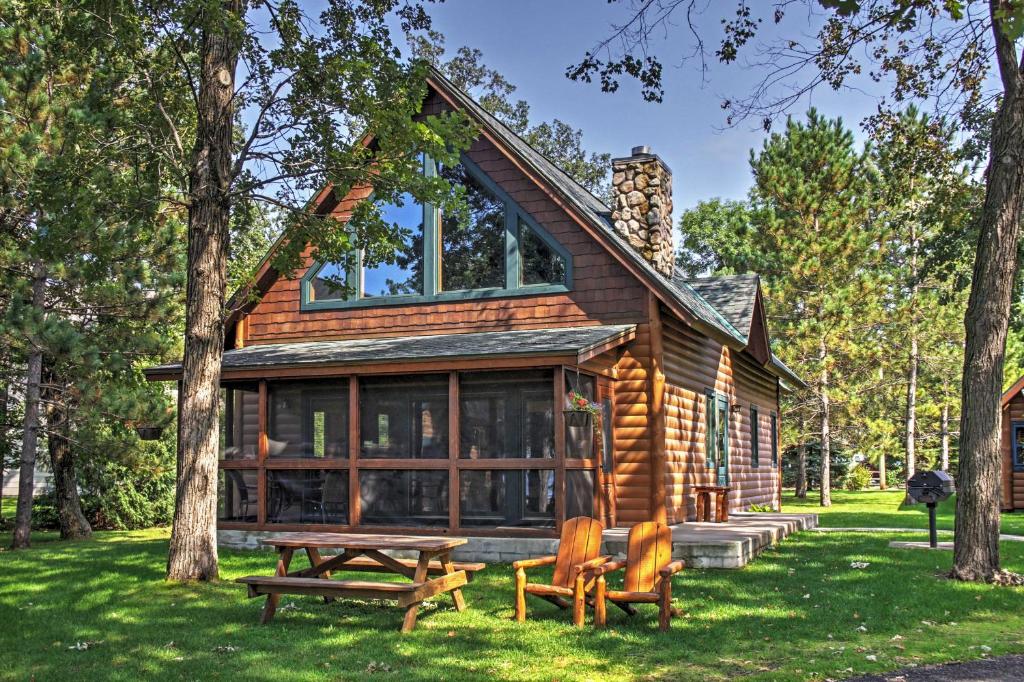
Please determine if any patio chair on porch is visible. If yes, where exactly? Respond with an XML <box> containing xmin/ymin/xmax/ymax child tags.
<box><xmin>590</xmin><ymin>521</ymin><xmax>685</xmax><ymax>631</ymax></box>
<box><xmin>512</xmin><ymin>516</ymin><xmax>608</xmax><ymax>627</ymax></box>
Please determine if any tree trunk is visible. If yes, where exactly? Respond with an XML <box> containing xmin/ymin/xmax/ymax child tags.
<box><xmin>819</xmin><ymin>337</ymin><xmax>831</xmax><ymax>507</ymax></box>
<box><xmin>941</xmin><ymin>402</ymin><xmax>950</xmax><ymax>472</ymax></box>
<box><xmin>12</xmin><ymin>263</ymin><xmax>46</xmax><ymax>549</ymax></box>
<box><xmin>905</xmin><ymin>333</ymin><xmax>918</xmax><ymax>501</ymax></box>
<box><xmin>166</xmin><ymin>1</ymin><xmax>241</xmax><ymax>582</ymax></box>
<box><xmin>0</xmin><ymin>380</ymin><xmax>7</xmax><ymax>523</ymax></box>
<box><xmin>952</xmin><ymin>10</ymin><xmax>1023</xmax><ymax>583</ymax></box>
<box><xmin>796</xmin><ymin>442</ymin><xmax>808</xmax><ymax>498</ymax></box>
<box><xmin>879</xmin><ymin>451</ymin><xmax>887</xmax><ymax>490</ymax></box>
<box><xmin>44</xmin><ymin>369</ymin><xmax>91</xmax><ymax>540</ymax></box>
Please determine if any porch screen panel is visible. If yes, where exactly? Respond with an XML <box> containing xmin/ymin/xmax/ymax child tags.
<box><xmin>221</xmin><ymin>385</ymin><xmax>259</xmax><ymax>460</ymax></box>
<box><xmin>459</xmin><ymin>469</ymin><xmax>556</xmax><ymax>528</ymax></box>
<box><xmin>459</xmin><ymin>370</ymin><xmax>554</xmax><ymax>459</ymax></box>
<box><xmin>267</xmin><ymin>469</ymin><xmax>348</xmax><ymax>524</ymax></box>
<box><xmin>565</xmin><ymin>469</ymin><xmax>595</xmax><ymax>518</ymax></box>
<box><xmin>218</xmin><ymin>469</ymin><xmax>257</xmax><ymax>521</ymax></box>
<box><xmin>359</xmin><ymin>470</ymin><xmax>449</xmax><ymax>526</ymax></box>
<box><xmin>360</xmin><ymin>375</ymin><xmax>449</xmax><ymax>459</ymax></box>
<box><xmin>267</xmin><ymin>381</ymin><xmax>348</xmax><ymax>458</ymax></box>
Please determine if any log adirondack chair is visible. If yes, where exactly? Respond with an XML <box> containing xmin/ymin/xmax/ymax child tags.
<box><xmin>512</xmin><ymin>516</ymin><xmax>608</xmax><ymax>626</ymax></box>
<box><xmin>592</xmin><ymin>521</ymin><xmax>685</xmax><ymax>631</ymax></box>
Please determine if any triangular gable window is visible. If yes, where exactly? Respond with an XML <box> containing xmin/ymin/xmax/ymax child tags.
<box><xmin>301</xmin><ymin>155</ymin><xmax>572</xmax><ymax>310</ymax></box>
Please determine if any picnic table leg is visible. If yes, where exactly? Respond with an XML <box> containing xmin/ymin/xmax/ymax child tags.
<box><xmin>438</xmin><ymin>551</ymin><xmax>466</xmax><ymax>612</ymax></box>
<box><xmin>400</xmin><ymin>553</ymin><xmax>433</xmax><ymax>634</ymax></box>
<box><xmin>306</xmin><ymin>547</ymin><xmax>333</xmax><ymax>603</ymax></box>
<box><xmin>261</xmin><ymin>547</ymin><xmax>293</xmax><ymax>624</ymax></box>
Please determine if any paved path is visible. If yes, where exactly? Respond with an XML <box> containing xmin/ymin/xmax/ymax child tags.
<box><xmin>811</xmin><ymin>527</ymin><xmax>1024</xmax><ymax>542</ymax></box>
<box><xmin>849</xmin><ymin>654</ymin><xmax>1024</xmax><ymax>681</ymax></box>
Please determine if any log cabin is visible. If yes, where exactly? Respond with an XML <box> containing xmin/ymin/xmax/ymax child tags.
<box><xmin>1001</xmin><ymin>375</ymin><xmax>1024</xmax><ymax>511</ymax></box>
<box><xmin>145</xmin><ymin>67</ymin><xmax>804</xmax><ymax>546</ymax></box>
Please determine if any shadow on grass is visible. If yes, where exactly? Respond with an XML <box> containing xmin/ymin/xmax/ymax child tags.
<box><xmin>1</xmin><ymin>528</ymin><xmax>1023</xmax><ymax>681</ymax></box>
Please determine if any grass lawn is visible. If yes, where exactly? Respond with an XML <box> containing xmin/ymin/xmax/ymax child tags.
<box><xmin>1</xmin><ymin>521</ymin><xmax>1023</xmax><ymax>681</ymax></box>
<box><xmin>783</xmin><ymin>489</ymin><xmax>1024</xmax><ymax>536</ymax></box>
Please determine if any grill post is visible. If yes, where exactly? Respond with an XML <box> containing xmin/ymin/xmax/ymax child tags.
<box><xmin>927</xmin><ymin>502</ymin><xmax>938</xmax><ymax>548</ymax></box>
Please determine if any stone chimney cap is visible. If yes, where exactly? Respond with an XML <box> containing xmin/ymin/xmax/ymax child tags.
<box><xmin>631</xmin><ymin>145</ymin><xmax>651</xmax><ymax>156</ymax></box>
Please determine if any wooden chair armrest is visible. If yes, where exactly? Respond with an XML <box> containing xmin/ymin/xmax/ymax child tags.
<box><xmin>512</xmin><ymin>555</ymin><xmax>557</xmax><ymax>570</ymax></box>
<box><xmin>593</xmin><ymin>559</ymin><xmax>628</xmax><ymax>577</ymax></box>
<box><xmin>572</xmin><ymin>555</ymin><xmax>613</xmax><ymax>576</ymax></box>
<box><xmin>658</xmin><ymin>560</ymin><xmax>686</xmax><ymax>578</ymax></box>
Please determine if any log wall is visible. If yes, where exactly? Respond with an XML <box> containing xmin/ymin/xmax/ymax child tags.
<box><xmin>1003</xmin><ymin>395</ymin><xmax>1024</xmax><ymax>510</ymax></box>
<box><xmin>661</xmin><ymin>310</ymin><xmax>780</xmax><ymax>522</ymax></box>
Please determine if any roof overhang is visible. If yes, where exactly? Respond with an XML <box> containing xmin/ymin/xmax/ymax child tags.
<box><xmin>1002</xmin><ymin>374</ymin><xmax>1024</xmax><ymax>407</ymax></box>
<box><xmin>145</xmin><ymin>324</ymin><xmax>636</xmax><ymax>382</ymax></box>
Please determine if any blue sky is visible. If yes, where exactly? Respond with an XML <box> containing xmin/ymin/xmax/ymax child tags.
<box><xmin>423</xmin><ymin>0</ymin><xmax>885</xmax><ymax>219</ymax></box>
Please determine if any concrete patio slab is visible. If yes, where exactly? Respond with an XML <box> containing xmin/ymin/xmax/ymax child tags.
<box><xmin>603</xmin><ymin>512</ymin><xmax>819</xmax><ymax>569</ymax></box>
<box><xmin>218</xmin><ymin>511</ymin><xmax>818</xmax><ymax>568</ymax></box>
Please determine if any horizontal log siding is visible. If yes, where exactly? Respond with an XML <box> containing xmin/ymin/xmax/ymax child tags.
<box><xmin>241</xmin><ymin>91</ymin><xmax>647</xmax><ymax>346</ymax></box>
<box><xmin>1004</xmin><ymin>396</ymin><xmax>1024</xmax><ymax>510</ymax></box>
<box><xmin>661</xmin><ymin>311</ymin><xmax>780</xmax><ymax>521</ymax></box>
<box><xmin>612</xmin><ymin>324</ymin><xmax>653</xmax><ymax>525</ymax></box>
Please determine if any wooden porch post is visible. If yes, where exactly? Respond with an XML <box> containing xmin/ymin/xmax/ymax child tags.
<box><xmin>257</xmin><ymin>380</ymin><xmax>268</xmax><ymax>526</ymax></box>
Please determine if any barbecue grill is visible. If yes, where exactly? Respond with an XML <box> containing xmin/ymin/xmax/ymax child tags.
<box><xmin>906</xmin><ymin>470</ymin><xmax>956</xmax><ymax>547</ymax></box>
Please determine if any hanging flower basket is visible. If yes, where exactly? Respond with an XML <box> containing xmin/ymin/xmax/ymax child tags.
<box><xmin>135</xmin><ymin>426</ymin><xmax>164</xmax><ymax>441</ymax></box>
<box><xmin>564</xmin><ymin>390</ymin><xmax>600</xmax><ymax>458</ymax></box>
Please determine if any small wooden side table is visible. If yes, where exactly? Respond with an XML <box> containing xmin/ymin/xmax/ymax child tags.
<box><xmin>694</xmin><ymin>485</ymin><xmax>731</xmax><ymax>522</ymax></box>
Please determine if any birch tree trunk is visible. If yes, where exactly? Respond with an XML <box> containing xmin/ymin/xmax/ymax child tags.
<box><xmin>12</xmin><ymin>263</ymin><xmax>46</xmax><ymax>549</ymax></box>
<box><xmin>952</xmin><ymin>7</ymin><xmax>1023</xmax><ymax>582</ymax></box>
<box><xmin>941</xmin><ymin>402</ymin><xmax>950</xmax><ymax>472</ymax></box>
<box><xmin>166</xmin><ymin>1</ymin><xmax>240</xmax><ymax>581</ymax></box>
<box><xmin>879</xmin><ymin>451</ymin><xmax>887</xmax><ymax>490</ymax></box>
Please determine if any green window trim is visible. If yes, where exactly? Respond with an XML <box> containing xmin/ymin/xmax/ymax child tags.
<box><xmin>770</xmin><ymin>411</ymin><xmax>779</xmax><ymax>468</ymax></box>
<box><xmin>751</xmin><ymin>405</ymin><xmax>760</xmax><ymax>469</ymax></box>
<box><xmin>300</xmin><ymin>154</ymin><xmax>572</xmax><ymax>311</ymax></box>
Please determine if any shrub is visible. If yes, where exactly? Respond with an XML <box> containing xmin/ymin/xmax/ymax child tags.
<box><xmin>885</xmin><ymin>468</ymin><xmax>902</xmax><ymax>489</ymax></box>
<box><xmin>748</xmin><ymin>503</ymin><xmax>775</xmax><ymax>512</ymax></box>
<box><xmin>844</xmin><ymin>464</ymin><xmax>873</xmax><ymax>491</ymax></box>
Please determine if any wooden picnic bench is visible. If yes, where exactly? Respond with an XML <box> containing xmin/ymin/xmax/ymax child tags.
<box><xmin>236</xmin><ymin>532</ymin><xmax>484</xmax><ymax>633</ymax></box>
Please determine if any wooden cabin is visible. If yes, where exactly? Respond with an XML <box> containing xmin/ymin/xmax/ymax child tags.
<box><xmin>145</xmin><ymin>68</ymin><xmax>804</xmax><ymax>542</ymax></box>
<box><xmin>1002</xmin><ymin>375</ymin><xmax>1024</xmax><ymax>511</ymax></box>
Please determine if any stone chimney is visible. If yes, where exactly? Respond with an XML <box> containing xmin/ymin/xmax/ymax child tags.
<box><xmin>611</xmin><ymin>146</ymin><xmax>674</xmax><ymax>278</ymax></box>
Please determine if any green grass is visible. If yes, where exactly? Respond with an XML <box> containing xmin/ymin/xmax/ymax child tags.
<box><xmin>784</xmin><ymin>489</ymin><xmax>1024</xmax><ymax>536</ymax></box>
<box><xmin>1</xmin><ymin>522</ymin><xmax>1023</xmax><ymax>681</ymax></box>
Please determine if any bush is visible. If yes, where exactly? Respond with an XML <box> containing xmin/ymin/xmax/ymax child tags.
<box><xmin>79</xmin><ymin>461</ymin><xmax>175</xmax><ymax>530</ymax></box>
<box><xmin>748</xmin><ymin>503</ymin><xmax>775</xmax><ymax>512</ymax></box>
<box><xmin>885</xmin><ymin>468</ymin><xmax>902</xmax><ymax>489</ymax></box>
<box><xmin>843</xmin><ymin>464</ymin><xmax>873</xmax><ymax>491</ymax></box>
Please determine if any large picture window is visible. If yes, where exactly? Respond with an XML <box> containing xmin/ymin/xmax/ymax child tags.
<box><xmin>300</xmin><ymin>155</ymin><xmax>571</xmax><ymax>309</ymax></box>
<box><xmin>363</xmin><ymin>193</ymin><xmax>425</xmax><ymax>297</ymax></box>
<box><xmin>440</xmin><ymin>163</ymin><xmax>506</xmax><ymax>291</ymax></box>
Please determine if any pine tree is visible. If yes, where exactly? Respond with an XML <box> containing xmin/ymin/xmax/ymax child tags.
<box><xmin>749</xmin><ymin>110</ymin><xmax>880</xmax><ymax>507</ymax></box>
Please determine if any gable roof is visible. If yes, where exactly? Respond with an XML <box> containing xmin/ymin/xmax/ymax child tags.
<box><xmin>224</xmin><ymin>66</ymin><xmax>804</xmax><ymax>389</ymax></box>
<box><xmin>1003</xmin><ymin>375</ymin><xmax>1024</xmax><ymax>408</ymax></box>
<box><xmin>682</xmin><ymin>275</ymin><xmax>760</xmax><ymax>337</ymax></box>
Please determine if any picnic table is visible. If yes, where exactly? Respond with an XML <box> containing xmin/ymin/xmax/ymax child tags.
<box><xmin>236</xmin><ymin>533</ymin><xmax>485</xmax><ymax>633</ymax></box>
